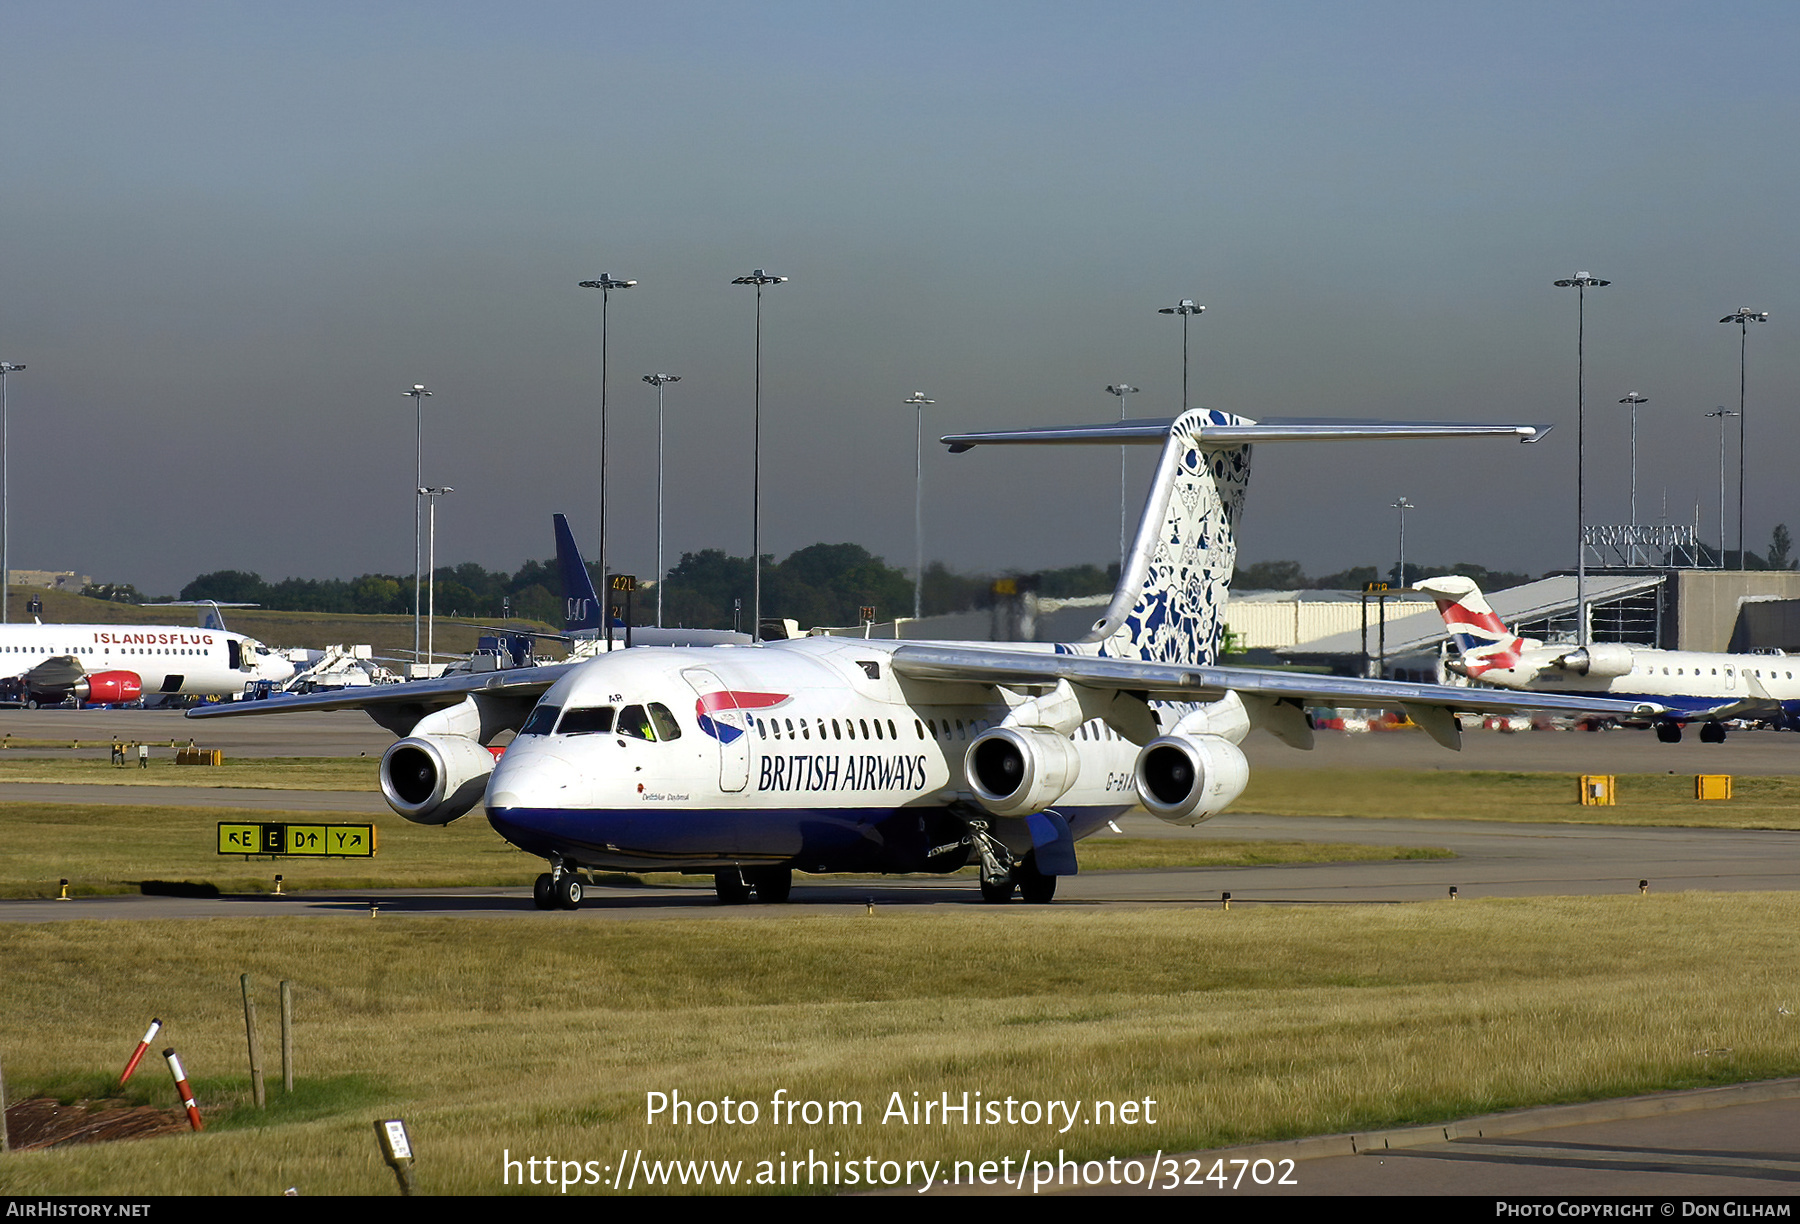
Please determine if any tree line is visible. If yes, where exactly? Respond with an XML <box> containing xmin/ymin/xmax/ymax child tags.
<box><xmin>169</xmin><ymin>548</ymin><xmax>1122</xmax><ymax>631</ymax></box>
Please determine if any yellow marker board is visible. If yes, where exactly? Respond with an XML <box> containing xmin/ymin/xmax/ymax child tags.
<box><xmin>218</xmin><ymin>822</ymin><xmax>378</xmax><ymax>858</ymax></box>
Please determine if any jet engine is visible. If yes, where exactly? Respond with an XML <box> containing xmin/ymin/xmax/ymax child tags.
<box><xmin>379</xmin><ymin>734</ymin><xmax>497</xmax><ymax>825</ymax></box>
<box><xmin>1554</xmin><ymin>644</ymin><xmax>1634</xmax><ymax>678</ymax></box>
<box><xmin>1132</xmin><ymin>733</ymin><xmax>1250</xmax><ymax>825</ymax></box>
<box><xmin>73</xmin><ymin>671</ymin><xmax>142</xmax><ymax>705</ymax></box>
<box><xmin>965</xmin><ymin>726</ymin><xmax>1082</xmax><ymax>817</ymax></box>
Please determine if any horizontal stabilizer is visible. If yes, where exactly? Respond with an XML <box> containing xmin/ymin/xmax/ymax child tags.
<box><xmin>943</xmin><ymin>416</ymin><xmax>1549</xmax><ymax>452</ymax></box>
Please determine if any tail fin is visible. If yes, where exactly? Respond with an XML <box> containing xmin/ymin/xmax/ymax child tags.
<box><xmin>944</xmin><ymin>412</ymin><xmax>1548</xmax><ymax>667</ymax></box>
<box><xmin>553</xmin><ymin>514</ymin><xmax>604</xmax><ymax>637</ymax></box>
<box><xmin>1414</xmin><ymin>575</ymin><xmax>1524</xmax><ymax>675</ymax></box>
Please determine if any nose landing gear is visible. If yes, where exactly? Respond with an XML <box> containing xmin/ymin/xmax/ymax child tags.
<box><xmin>533</xmin><ymin>857</ymin><xmax>584</xmax><ymax>910</ymax></box>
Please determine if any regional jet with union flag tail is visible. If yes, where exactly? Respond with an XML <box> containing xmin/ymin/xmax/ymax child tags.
<box><xmin>1419</xmin><ymin>573</ymin><xmax>1786</xmax><ymax>743</ymax></box>
<box><xmin>189</xmin><ymin>409</ymin><xmax>1664</xmax><ymax>907</ymax></box>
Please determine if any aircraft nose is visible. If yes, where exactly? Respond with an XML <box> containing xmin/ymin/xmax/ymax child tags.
<box><xmin>487</xmin><ymin>746</ymin><xmax>580</xmax><ymax>810</ymax></box>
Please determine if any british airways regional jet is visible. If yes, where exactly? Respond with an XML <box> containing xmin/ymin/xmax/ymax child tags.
<box><xmin>1419</xmin><ymin>573</ymin><xmax>1778</xmax><ymax>743</ymax></box>
<box><xmin>189</xmin><ymin>409</ymin><xmax>1662</xmax><ymax>908</ymax></box>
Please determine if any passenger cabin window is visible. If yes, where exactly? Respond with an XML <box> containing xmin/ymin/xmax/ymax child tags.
<box><xmin>557</xmin><ymin>706</ymin><xmax>616</xmax><ymax>735</ymax></box>
<box><xmin>520</xmin><ymin>704</ymin><xmax>562</xmax><ymax>736</ymax></box>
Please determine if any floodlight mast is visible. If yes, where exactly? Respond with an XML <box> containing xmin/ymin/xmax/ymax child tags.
<box><xmin>731</xmin><ymin>269</ymin><xmax>787</xmax><ymax>643</ymax></box>
<box><xmin>579</xmin><ymin>274</ymin><xmax>637</xmax><ymax>648</ymax></box>
<box><xmin>1105</xmin><ymin>384</ymin><xmax>1140</xmax><ymax>564</ymax></box>
<box><xmin>1391</xmin><ymin>496</ymin><xmax>1415</xmax><ymax>587</ymax></box>
<box><xmin>1618</xmin><ymin>392</ymin><xmax>1649</xmax><ymax>562</ymax></box>
<box><xmin>1720</xmin><ymin>308</ymin><xmax>1768</xmax><ymax>570</ymax></box>
<box><xmin>1553</xmin><ymin>272</ymin><xmax>1609</xmax><ymax>647</ymax></box>
<box><xmin>1157</xmin><ymin>299</ymin><xmax>1204</xmax><ymax>411</ymax></box>
<box><xmin>419</xmin><ymin>486</ymin><xmax>453</xmax><ymax>670</ymax></box>
<box><xmin>1706</xmin><ymin>407</ymin><xmax>1739</xmax><ymax>567</ymax></box>
<box><xmin>0</xmin><ymin>362</ymin><xmax>22</xmax><ymax>625</ymax></box>
<box><xmin>903</xmin><ymin>391</ymin><xmax>936</xmax><ymax>624</ymax></box>
<box><xmin>642</xmin><ymin>374</ymin><xmax>681</xmax><ymax>628</ymax></box>
<box><xmin>403</xmin><ymin>384</ymin><xmax>432</xmax><ymax>667</ymax></box>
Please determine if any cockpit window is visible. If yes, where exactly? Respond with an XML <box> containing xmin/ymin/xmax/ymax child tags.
<box><xmin>557</xmin><ymin>706</ymin><xmax>615</xmax><ymax>735</ymax></box>
<box><xmin>617</xmin><ymin>705</ymin><xmax>654</xmax><ymax>740</ymax></box>
<box><xmin>519</xmin><ymin>704</ymin><xmax>561</xmax><ymax>736</ymax></box>
<box><xmin>648</xmin><ymin>703</ymin><xmax>682</xmax><ymax>741</ymax></box>
<box><xmin>615</xmin><ymin>703</ymin><xmax>682</xmax><ymax>742</ymax></box>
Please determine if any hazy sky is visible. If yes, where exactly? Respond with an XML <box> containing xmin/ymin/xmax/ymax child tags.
<box><xmin>2</xmin><ymin>2</ymin><xmax>1796</xmax><ymax>596</ymax></box>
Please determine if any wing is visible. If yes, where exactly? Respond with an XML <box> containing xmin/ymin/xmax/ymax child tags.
<box><xmin>184</xmin><ymin>661</ymin><xmax>579</xmax><ymax>721</ymax></box>
<box><xmin>889</xmin><ymin>644</ymin><xmax>1672</xmax><ymax>751</ymax></box>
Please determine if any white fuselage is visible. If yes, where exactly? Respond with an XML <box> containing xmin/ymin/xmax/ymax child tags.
<box><xmin>0</xmin><ymin>622</ymin><xmax>295</xmax><ymax>699</ymax></box>
<box><xmin>486</xmin><ymin>636</ymin><xmax>1150</xmax><ymax>872</ymax></box>
<box><xmin>1472</xmin><ymin>642</ymin><xmax>1800</xmax><ymax>717</ymax></box>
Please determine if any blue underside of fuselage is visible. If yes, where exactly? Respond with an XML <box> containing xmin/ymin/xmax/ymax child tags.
<box><xmin>486</xmin><ymin>803</ymin><xmax>1134</xmax><ymax>873</ymax></box>
<box><xmin>1602</xmin><ymin>692</ymin><xmax>1800</xmax><ymax>720</ymax></box>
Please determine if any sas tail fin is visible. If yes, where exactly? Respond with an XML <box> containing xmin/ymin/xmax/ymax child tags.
<box><xmin>945</xmin><ymin>412</ymin><xmax>1548</xmax><ymax>667</ymax></box>
<box><xmin>1414</xmin><ymin>574</ymin><xmax>1524</xmax><ymax>676</ymax></box>
<box><xmin>553</xmin><ymin>513</ymin><xmax>604</xmax><ymax>637</ymax></box>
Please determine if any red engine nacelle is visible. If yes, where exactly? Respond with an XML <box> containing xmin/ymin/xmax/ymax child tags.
<box><xmin>77</xmin><ymin>671</ymin><xmax>143</xmax><ymax>705</ymax></box>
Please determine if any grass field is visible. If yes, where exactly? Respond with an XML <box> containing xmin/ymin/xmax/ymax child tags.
<box><xmin>0</xmin><ymin>756</ymin><xmax>379</xmax><ymax>790</ymax></box>
<box><xmin>0</xmin><ymin>896</ymin><xmax>1795</xmax><ymax>1195</ymax></box>
<box><xmin>1239</xmin><ymin>768</ymin><xmax>1800</xmax><ymax>829</ymax></box>
<box><xmin>7</xmin><ymin>587</ymin><xmax>562</xmax><ymax>659</ymax></box>
<box><xmin>0</xmin><ymin>800</ymin><xmax>1452</xmax><ymax>899</ymax></box>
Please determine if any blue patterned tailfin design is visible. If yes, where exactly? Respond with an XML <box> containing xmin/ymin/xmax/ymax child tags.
<box><xmin>1083</xmin><ymin>409</ymin><xmax>1250</xmax><ymax>668</ymax></box>
<box><xmin>552</xmin><ymin>514</ymin><xmax>604</xmax><ymax>636</ymax></box>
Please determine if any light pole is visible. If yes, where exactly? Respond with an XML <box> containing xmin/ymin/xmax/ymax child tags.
<box><xmin>1618</xmin><ymin>392</ymin><xmax>1648</xmax><ymax>564</ymax></box>
<box><xmin>579</xmin><ymin>273</ymin><xmax>637</xmax><ymax>648</ymax></box>
<box><xmin>1105</xmin><ymin>383</ymin><xmax>1140</xmax><ymax>563</ymax></box>
<box><xmin>1553</xmin><ymin>271</ymin><xmax>1609</xmax><ymax>647</ymax></box>
<box><xmin>0</xmin><ymin>361</ymin><xmax>22</xmax><ymax>625</ymax></box>
<box><xmin>903</xmin><ymin>391</ymin><xmax>936</xmax><ymax>624</ymax></box>
<box><xmin>642</xmin><ymin>374</ymin><xmax>681</xmax><ymax>628</ymax></box>
<box><xmin>403</xmin><ymin>383</ymin><xmax>432</xmax><ymax>669</ymax></box>
<box><xmin>1706</xmin><ymin>407</ymin><xmax>1739</xmax><ymax>567</ymax></box>
<box><xmin>1720</xmin><ymin>307</ymin><xmax>1767</xmax><ymax>569</ymax></box>
<box><xmin>419</xmin><ymin>486</ymin><xmax>452</xmax><ymax>671</ymax></box>
<box><xmin>1157</xmin><ymin>300</ymin><xmax>1204</xmax><ymax>411</ymax></box>
<box><xmin>731</xmin><ymin>269</ymin><xmax>786</xmax><ymax>643</ymax></box>
<box><xmin>1391</xmin><ymin>497</ymin><xmax>1415</xmax><ymax>587</ymax></box>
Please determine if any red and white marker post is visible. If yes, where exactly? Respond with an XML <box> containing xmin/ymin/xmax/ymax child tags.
<box><xmin>162</xmin><ymin>1047</ymin><xmax>203</xmax><ymax>1131</ymax></box>
<box><xmin>119</xmin><ymin>1018</ymin><xmax>162</xmax><ymax>1085</ymax></box>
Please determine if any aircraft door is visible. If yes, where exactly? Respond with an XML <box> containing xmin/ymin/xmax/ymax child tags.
<box><xmin>682</xmin><ymin>668</ymin><xmax>749</xmax><ymax>793</ymax></box>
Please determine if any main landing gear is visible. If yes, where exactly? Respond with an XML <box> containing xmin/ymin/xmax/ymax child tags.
<box><xmin>714</xmin><ymin>866</ymin><xmax>792</xmax><ymax>905</ymax></box>
<box><xmin>969</xmin><ymin>817</ymin><xmax>1057</xmax><ymax>905</ymax></box>
<box><xmin>533</xmin><ymin>858</ymin><xmax>584</xmax><ymax>910</ymax></box>
<box><xmin>1699</xmin><ymin>721</ymin><xmax>1728</xmax><ymax>744</ymax></box>
<box><xmin>1655</xmin><ymin>722</ymin><xmax>1683</xmax><ymax>744</ymax></box>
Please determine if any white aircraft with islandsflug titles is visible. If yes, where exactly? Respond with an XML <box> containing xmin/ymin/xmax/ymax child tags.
<box><xmin>189</xmin><ymin>409</ymin><xmax>1667</xmax><ymax>908</ymax></box>
<box><xmin>0</xmin><ymin>602</ymin><xmax>293</xmax><ymax>707</ymax></box>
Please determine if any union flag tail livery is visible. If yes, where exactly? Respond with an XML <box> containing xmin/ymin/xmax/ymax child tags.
<box><xmin>1415</xmin><ymin>575</ymin><xmax>1524</xmax><ymax>676</ymax></box>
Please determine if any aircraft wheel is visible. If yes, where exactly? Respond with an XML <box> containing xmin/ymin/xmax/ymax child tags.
<box><xmin>555</xmin><ymin>874</ymin><xmax>584</xmax><ymax>910</ymax></box>
<box><xmin>1655</xmin><ymin>722</ymin><xmax>1683</xmax><ymax>744</ymax></box>
<box><xmin>714</xmin><ymin>870</ymin><xmax>752</xmax><ymax>905</ymax></box>
<box><xmin>1016</xmin><ymin>855</ymin><xmax>1057</xmax><ymax>904</ymax></box>
<box><xmin>750</xmin><ymin>867</ymin><xmax>792</xmax><ymax>904</ymax></box>
<box><xmin>532</xmin><ymin>873</ymin><xmax>556</xmax><ymax>910</ymax></box>
<box><xmin>1700</xmin><ymin>721</ymin><xmax>1727</xmax><ymax>744</ymax></box>
<box><xmin>979</xmin><ymin>873</ymin><xmax>1015</xmax><ymax>904</ymax></box>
